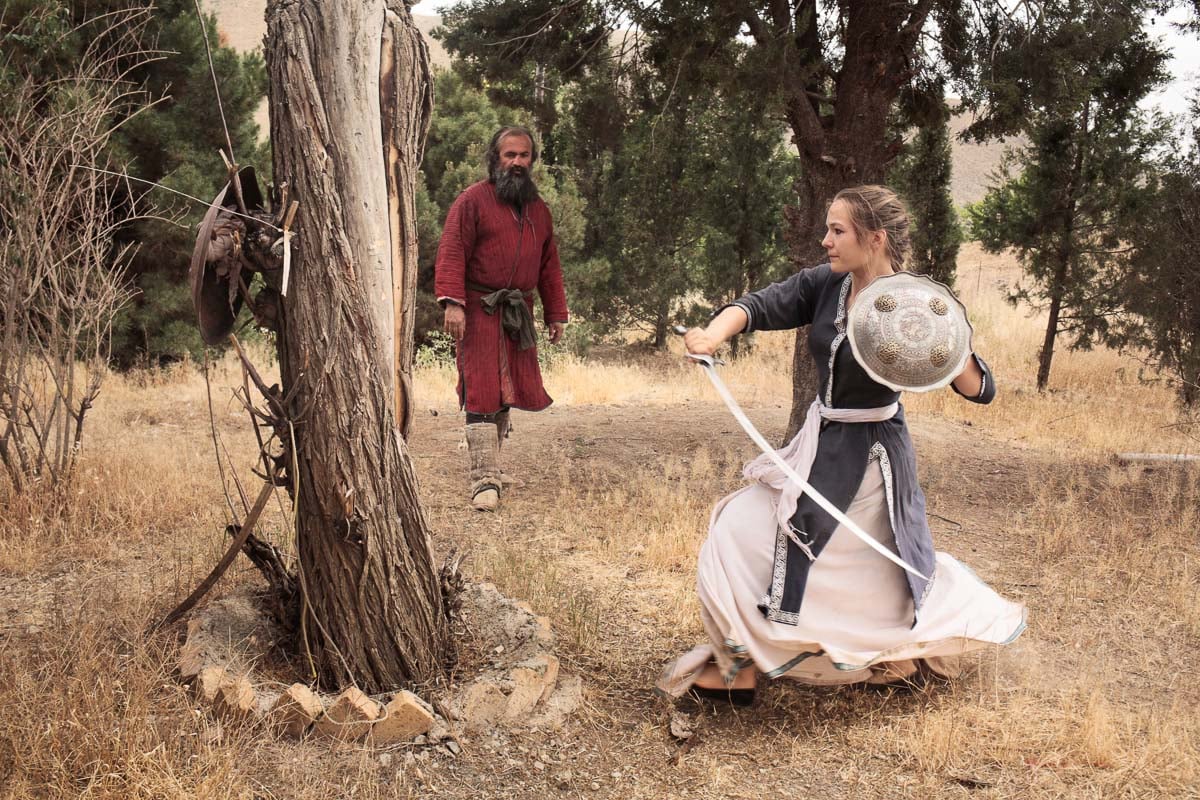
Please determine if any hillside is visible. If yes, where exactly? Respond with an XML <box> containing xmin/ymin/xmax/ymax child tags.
<box><xmin>203</xmin><ymin>2</ymin><xmax>451</xmax><ymax>67</ymax></box>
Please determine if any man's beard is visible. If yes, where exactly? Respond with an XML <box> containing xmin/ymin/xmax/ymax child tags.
<box><xmin>492</xmin><ymin>165</ymin><xmax>539</xmax><ymax>207</ymax></box>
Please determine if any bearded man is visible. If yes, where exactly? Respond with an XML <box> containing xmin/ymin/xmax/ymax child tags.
<box><xmin>434</xmin><ymin>125</ymin><xmax>569</xmax><ymax>511</ymax></box>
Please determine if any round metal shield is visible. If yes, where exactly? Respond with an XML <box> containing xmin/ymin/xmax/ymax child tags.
<box><xmin>846</xmin><ymin>271</ymin><xmax>974</xmax><ymax>392</ymax></box>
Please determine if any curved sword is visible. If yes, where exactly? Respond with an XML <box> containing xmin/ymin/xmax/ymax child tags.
<box><xmin>682</xmin><ymin>342</ymin><xmax>929</xmax><ymax>581</ymax></box>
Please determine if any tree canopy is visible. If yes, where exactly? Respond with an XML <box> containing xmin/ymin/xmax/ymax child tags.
<box><xmin>967</xmin><ymin>0</ymin><xmax>1171</xmax><ymax>390</ymax></box>
<box><xmin>3</xmin><ymin>0</ymin><xmax>269</xmax><ymax>367</ymax></box>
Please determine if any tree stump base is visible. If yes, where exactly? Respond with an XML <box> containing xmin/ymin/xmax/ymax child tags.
<box><xmin>175</xmin><ymin>583</ymin><xmax>580</xmax><ymax>745</ymax></box>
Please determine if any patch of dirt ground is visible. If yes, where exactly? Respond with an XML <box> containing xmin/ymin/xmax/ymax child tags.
<box><xmin>2</xmin><ymin>398</ymin><xmax>1196</xmax><ymax>798</ymax></box>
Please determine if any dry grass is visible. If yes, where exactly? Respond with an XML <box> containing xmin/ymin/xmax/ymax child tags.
<box><xmin>2</xmin><ymin>246</ymin><xmax>1198</xmax><ymax>798</ymax></box>
<box><xmin>863</xmin><ymin>684</ymin><xmax>1200</xmax><ymax>795</ymax></box>
<box><xmin>517</xmin><ymin>242</ymin><xmax>1198</xmax><ymax>459</ymax></box>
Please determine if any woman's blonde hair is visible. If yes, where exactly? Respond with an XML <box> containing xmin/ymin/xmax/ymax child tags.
<box><xmin>832</xmin><ymin>185</ymin><xmax>912</xmax><ymax>271</ymax></box>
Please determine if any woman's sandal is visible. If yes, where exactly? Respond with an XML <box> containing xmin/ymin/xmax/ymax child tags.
<box><xmin>687</xmin><ymin>685</ymin><xmax>757</xmax><ymax>707</ymax></box>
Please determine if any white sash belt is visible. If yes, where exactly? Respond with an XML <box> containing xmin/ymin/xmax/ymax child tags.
<box><xmin>744</xmin><ymin>397</ymin><xmax>898</xmax><ymax>539</ymax></box>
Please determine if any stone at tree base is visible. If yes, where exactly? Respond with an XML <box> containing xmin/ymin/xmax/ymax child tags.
<box><xmin>177</xmin><ymin>583</ymin><xmax>575</xmax><ymax>739</ymax></box>
<box><xmin>178</xmin><ymin>640</ymin><xmax>208</xmax><ymax>680</ymax></box>
<box><xmin>532</xmin><ymin>615</ymin><xmax>554</xmax><ymax>646</ymax></box>
<box><xmin>519</xmin><ymin>653</ymin><xmax>560</xmax><ymax>704</ymax></box>
<box><xmin>370</xmin><ymin>690</ymin><xmax>435</xmax><ymax>745</ymax></box>
<box><xmin>178</xmin><ymin>618</ymin><xmax>211</xmax><ymax>679</ymax></box>
<box><xmin>213</xmin><ymin>674</ymin><xmax>259</xmax><ymax>722</ymax></box>
<box><xmin>512</xmin><ymin>600</ymin><xmax>535</xmax><ymax>616</ymax></box>
<box><xmin>503</xmin><ymin>667</ymin><xmax>544</xmax><ymax>719</ymax></box>
<box><xmin>193</xmin><ymin>665</ymin><xmax>229</xmax><ymax>703</ymax></box>
<box><xmin>460</xmin><ymin>681</ymin><xmax>508</xmax><ymax>732</ymax></box>
<box><xmin>426</xmin><ymin>718</ymin><xmax>452</xmax><ymax>742</ymax></box>
<box><xmin>315</xmin><ymin>687</ymin><xmax>380</xmax><ymax>742</ymax></box>
<box><xmin>524</xmin><ymin>676</ymin><xmax>583</xmax><ymax>731</ymax></box>
<box><xmin>270</xmin><ymin>683</ymin><xmax>325</xmax><ymax>738</ymax></box>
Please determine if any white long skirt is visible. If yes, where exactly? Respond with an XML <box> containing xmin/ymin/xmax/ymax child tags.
<box><xmin>694</xmin><ymin>462</ymin><xmax>1026</xmax><ymax>685</ymax></box>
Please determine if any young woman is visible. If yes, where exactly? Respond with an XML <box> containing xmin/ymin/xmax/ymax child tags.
<box><xmin>660</xmin><ymin>185</ymin><xmax>1026</xmax><ymax>703</ymax></box>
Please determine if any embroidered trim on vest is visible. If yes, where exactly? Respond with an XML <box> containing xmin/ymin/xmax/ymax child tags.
<box><xmin>872</xmin><ymin>441</ymin><xmax>935</xmax><ymax>612</ymax></box>
<box><xmin>868</xmin><ymin>442</ymin><xmax>898</xmax><ymax>542</ymax></box>
<box><xmin>766</xmin><ymin>524</ymin><xmax>799</xmax><ymax>624</ymax></box>
<box><xmin>824</xmin><ymin>277</ymin><xmax>852</xmax><ymax>407</ymax></box>
<box><xmin>916</xmin><ymin>557</ymin><xmax>936</xmax><ymax>609</ymax></box>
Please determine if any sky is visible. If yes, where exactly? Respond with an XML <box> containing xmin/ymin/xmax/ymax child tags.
<box><xmin>412</xmin><ymin>1</ymin><xmax>1199</xmax><ymax>119</ymax></box>
<box><xmin>1147</xmin><ymin>8</ymin><xmax>1199</xmax><ymax>118</ymax></box>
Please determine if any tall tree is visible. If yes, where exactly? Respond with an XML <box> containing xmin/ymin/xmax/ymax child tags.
<box><xmin>264</xmin><ymin>0</ymin><xmax>449</xmax><ymax>691</ymax></box>
<box><xmin>890</xmin><ymin>105</ymin><xmax>962</xmax><ymax>287</ymax></box>
<box><xmin>597</xmin><ymin>104</ymin><xmax>705</xmax><ymax>347</ymax></box>
<box><xmin>967</xmin><ymin>0</ymin><xmax>1169</xmax><ymax>391</ymax></box>
<box><xmin>688</xmin><ymin>89</ymin><xmax>797</xmax><ymax>356</ymax></box>
<box><xmin>1122</xmin><ymin>104</ymin><xmax>1200</xmax><ymax>406</ymax></box>
<box><xmin>436</xmin><ymin>0</ymin><xmax>614</xmax><ymax>162</ymax></box>
<box><xmin>624</xmin><ymin>0</ymin><xmax>974</xmax><ymax>434</ymax></box>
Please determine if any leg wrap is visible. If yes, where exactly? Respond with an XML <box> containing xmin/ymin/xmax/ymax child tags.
<box><xmin>465</xmin><ymin>422</ymin><xmax>501</xmax><ymax>498</ymax></box>
<box><xmin>495</xmin><ymin>408</ymin><xmax>511</xmax><ymax>447</ymax></box>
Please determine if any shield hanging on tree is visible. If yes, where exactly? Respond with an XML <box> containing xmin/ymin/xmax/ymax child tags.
<box><xmin>189</xmin><ymin>166</ymin><xmax>266</xmax><ymax>344</ymax></box>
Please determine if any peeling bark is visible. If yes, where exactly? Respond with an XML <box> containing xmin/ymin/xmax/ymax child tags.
<box><xmin>265</xmin><ymin>0</ymin><xmax>448</xmax><ymax>691</ymax></box>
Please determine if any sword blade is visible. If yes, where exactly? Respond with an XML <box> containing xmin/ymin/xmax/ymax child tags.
<box><xmin>689</xmin><ymin>353</ymin><xmax>929</xmax><ymax>581</ymax></box>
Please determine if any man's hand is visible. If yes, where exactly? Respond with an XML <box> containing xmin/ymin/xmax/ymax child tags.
<box><xmin>444</xmin><ymin>303</ymin><xmax>466</xmax><ymax>340</ymax></box>
<box><xmin>548</xmin><ymin>321</ymin><xmax>565</xmax><ymax>345</ymax></box>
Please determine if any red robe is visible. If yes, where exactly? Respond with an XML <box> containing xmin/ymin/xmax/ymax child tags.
<box><xmin>434</xmin><ymin>180</ymin><xmax>569</xmax><ymax>414</ymax></box>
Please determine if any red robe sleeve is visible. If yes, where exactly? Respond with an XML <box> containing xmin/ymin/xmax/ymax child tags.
<box><xmin>434</xmin><ymin>191</ymin><xmax>475</xmax><ymax>306</ymax></box>
<box><xmin>537</xmin><ymin>213</ymin><xmax>569</xmax><ymax>324</ymax></box>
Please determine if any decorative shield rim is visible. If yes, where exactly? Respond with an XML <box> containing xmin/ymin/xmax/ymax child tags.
<box><xmin>189</xmin><ymin>182</ymin><xmax>239</xmax><ymax>345</ymax></box>
<box><xmin>188</xmin><ymin>167</ymin><xmax>265</xmax><ymax>345</ymax></box>
<box><xmin>846</xmin><ymin>271</ymin><xmax>975</xmax><ymax>393</ymax></box>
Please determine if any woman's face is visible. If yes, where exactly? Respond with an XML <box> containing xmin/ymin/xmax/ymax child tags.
<box><xmin>822</xmin><ymin>199</ymin><xmax>874</xmax><ymax>273</ymax></box>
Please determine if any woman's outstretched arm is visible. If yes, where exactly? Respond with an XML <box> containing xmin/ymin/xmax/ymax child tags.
<box><xmin>684</xmin><ymin>306</ymin><xmax>749</xmax><ymax>356</ymax></box>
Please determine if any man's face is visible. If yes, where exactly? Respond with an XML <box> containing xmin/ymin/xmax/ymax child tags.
<box><xmin>497</xmin><ymin>134</ymin><xmax>533</xmax><ymax>175</ymax></box>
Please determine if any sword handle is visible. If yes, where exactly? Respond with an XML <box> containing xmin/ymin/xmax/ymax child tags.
<box><xmin>674</xmin><ymin>325</ymin><xmax>726</xmax><ymax>365</ymax></box>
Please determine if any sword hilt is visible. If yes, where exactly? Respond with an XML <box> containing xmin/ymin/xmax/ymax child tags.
<box><xmin>673</xmin><ymin>325</ymin><xmax>726</xmax><ymax>366</ymax></box>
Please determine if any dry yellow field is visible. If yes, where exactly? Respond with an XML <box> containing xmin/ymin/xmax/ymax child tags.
<box><xmin>1</xmin><ymin>243</ymin><xmax>1197</xmax><ymax>798</ymax></box>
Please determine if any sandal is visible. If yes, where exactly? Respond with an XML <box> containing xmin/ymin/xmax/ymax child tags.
<box><xmin>688</xmin><ymin>685</ymin><xmax>756</xmax><ymax>707</ymax></box>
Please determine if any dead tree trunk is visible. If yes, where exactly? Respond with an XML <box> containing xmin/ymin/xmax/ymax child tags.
<box><xmin>264</xmin><ymin>0</ymin><xmax>448</xmax><ymax>692</ymax></box>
